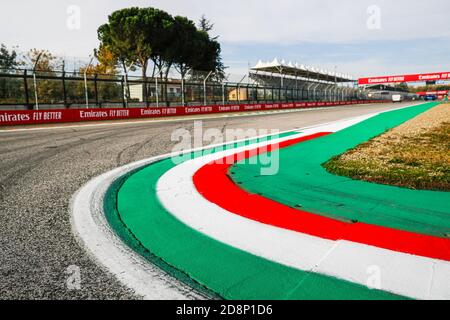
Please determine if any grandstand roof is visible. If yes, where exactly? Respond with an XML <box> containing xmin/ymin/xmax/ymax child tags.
<box><xmin>251</xmin><ymin>58</ymin><xmax>354</xmax><ymax>83</ymax></box>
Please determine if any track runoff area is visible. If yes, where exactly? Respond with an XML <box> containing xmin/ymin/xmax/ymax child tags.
<box><xmin>71</xmin><ymin>101</ymin><xmax>450</xmax><ymax>301</ymax></box>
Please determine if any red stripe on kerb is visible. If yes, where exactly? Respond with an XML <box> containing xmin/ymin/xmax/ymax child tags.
<box><xmin>193</xmin><ymin>132</ymin><xmax>450</xmax><ymax>262</ymax></box>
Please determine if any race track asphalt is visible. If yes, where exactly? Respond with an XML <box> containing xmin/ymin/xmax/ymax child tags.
<box><xmin>0</xmin><ymin>102</ymin><xmax>419</xmax><ymax>299</ymax></box>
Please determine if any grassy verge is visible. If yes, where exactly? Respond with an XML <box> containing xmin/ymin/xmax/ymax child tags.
<box><xmin>324</xmin><ymin>103</ymin><xmax>450</xmax><ymax>191</ymax></box>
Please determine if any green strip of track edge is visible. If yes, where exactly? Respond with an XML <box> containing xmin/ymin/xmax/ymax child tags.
<box><xmin>232</xmin><ymin>102</ymin><xmax>450</xmax><ymax>238</ymax></box>
<box><xmin>104</xmin><ymin>164</ymin><xmax>221</xmax><ymax>299</ymax></box>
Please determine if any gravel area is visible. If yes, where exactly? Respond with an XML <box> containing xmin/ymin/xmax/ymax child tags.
<box><xmin>380</xmin><ymin>102</ymin><xmax>449</xmax><ymax>135</ymax></box>
<box><xmin>325</xmin><ymin>103</ymin><xmax>450</xmax><ymax>190</ymax></box>
<box><xmin>0</xmin><ymin>102</ymin><xmax>416</xmax><ymax>299</ymax></box>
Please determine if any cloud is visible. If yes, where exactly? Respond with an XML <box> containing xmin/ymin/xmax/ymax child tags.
<box><xmin>1</xmin><ymin>0</ymin><xmax>449</xmax><ymax>76</ymax></box>
<box><xmin>2</xmin><ymin>0</ymin><xmax>450</xmax><ymax>52</ymax></box>
<box><xmin>147</xmin><ymin>0</ymin><xmax>450</xmax><ymax>43</ymax></box>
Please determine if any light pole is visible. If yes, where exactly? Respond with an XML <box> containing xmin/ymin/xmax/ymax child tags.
<box><xmin>32</xmin><ymin>52</ymin><xmax>43</xmax><ymax>110</ymax></box>
<box><xmin>84</xmin><ymin>56</ymin><xmax>94</xmax><ymax>109</ymax></box>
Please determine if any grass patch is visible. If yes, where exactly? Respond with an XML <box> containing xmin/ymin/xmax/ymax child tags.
<box><xmin>324</xmin><ymin>104</ymin><xmax>450</xmax><ymax>191</ymax></box>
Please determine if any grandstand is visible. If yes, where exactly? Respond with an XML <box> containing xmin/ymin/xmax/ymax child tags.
<box><xmin>249</xmin><ymin>58</ymin><xmax>359</xmax><ymax>101</ymax></box>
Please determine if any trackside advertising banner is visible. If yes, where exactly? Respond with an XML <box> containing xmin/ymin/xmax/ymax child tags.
<box><xmin>358</xmin><ymin>72</ymin><xmax>450</xmax><ymax>85</ymax></box>
<box><xmin>0</xmin><ymin>100</ymin><xmax>384</xmax><ymax>126</ymax></box>
<box><xmin>416</xmin><ymin>90</ymin><xmax>449</xmax><ymax>96</ymax></box>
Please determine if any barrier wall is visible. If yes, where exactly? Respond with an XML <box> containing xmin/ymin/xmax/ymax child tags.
<box><xmin>0</xmin><ymin>100</ymin><xmax>385</xmax><ymax>126</ymax></box>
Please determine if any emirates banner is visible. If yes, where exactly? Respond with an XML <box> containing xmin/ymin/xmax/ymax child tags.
<box><xmin>0</xmin><ymin>100</ymin><xmax>384</xmax><ymax>126</ymax></box>
<box><xmin>358</xmin><ymin>72</ymin><xmax>450</xmax><ymax>85</ymax></box>
<box><xmin>416</xmin><ymin>90</ymin><xmax>448</xmax><ymax>96</ymax></box>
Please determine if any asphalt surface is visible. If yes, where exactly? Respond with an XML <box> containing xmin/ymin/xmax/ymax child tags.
<box><xmin>0</xmin><ymin>102</ymin><xmax>418</xmax><ymax>299</ymax></box>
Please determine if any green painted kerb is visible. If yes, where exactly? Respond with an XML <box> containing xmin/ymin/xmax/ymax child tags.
<box><xmin>104</xmin><ymin>131</ymin><xmax>405</xmax><ymax>300</ymax></box>
<box><xmin>232</xmin><ymin>102</ymin><xmax>450</xmax><ymax>238</ymax></box>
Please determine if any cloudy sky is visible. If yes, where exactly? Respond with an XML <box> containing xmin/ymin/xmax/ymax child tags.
<box><xmin>1</xmin><ymin>0</ymin><xmax>449</xmax><ymax>79</ymax></box>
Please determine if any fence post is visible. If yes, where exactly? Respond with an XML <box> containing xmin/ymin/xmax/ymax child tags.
<box><xmin>123</xmin><ymin>73</ymin><xmax>129</xmax><ymax>108</ymax></box>
<box><xmin>203</xmin><ymin>81</ymin><xmax>206</xmax><ymax>105</ymax></box>
<box><xmin>62</xmin><ymin>70</ymin><xmax>68</xmax><ymax>108</ymax></box>
<box><xmin>155</xmin><ymin>76</ymin><xmax>159</xmax><ymax>107</ymax></box>
<box><xmin>237</xmin><ymin>84</ymin><xmax>240</xmax><ymax>103</ymax></box>
<box><xmin>84</xmin><ymin>72</ymin><xmax>89</xmax><ymax>109</ymax></box>
<box><xmin>94</xmin><ymin>74</ymin><xmax>99</xmax><ymax>107</ymax></box>
<box><xmin>23</xmin><ymin>70</ymin><xmax>30</xmax><ymax>109</ymax></box>
<box><xmin>246</xmin><ymin>84</ymin><xmax>250</xmax><ymax>103</ymax></box>
<box><xmin>221</xmin><ymin>82</ymin><xmax>225</xmax><ymax>106</ymax></box>
<box><xmin>83</xmin><ymin>59</ymin><xmax>93</xmax><ymax>109</ymax></box>
<box><xmin>181</xmin><ymin>77</ymin><xmax>185</xmax><ymax>106</ymax></box>
<box><xmin>146</xmin><ymin>79</ymin><xmax>151</xmax><ymax>107</ymax></box>
<box><xmin>203</xmin><ymin>71</ymin><xmax>213</xmax><ymax>106</ymax></box>
<box><xmin>256</xmin><ymin>84</ymin><xmax>259</xmax><ymax>104</ymax></box>
<box><xmin>143</xmin><ymin>78</ymin><xmax>148</xmax><ymax>107</ymax></box>
<box><xmin>33</xmin><ymin>71</ymin><xmax>39</xmax><ymax>110</ymax></box>
<box><xmin>121</xmin><ymin>76</ymin><xmax>126</xmax><ymax>108</ymax></box>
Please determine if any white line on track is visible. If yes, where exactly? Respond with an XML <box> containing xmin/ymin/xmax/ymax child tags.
<box><xmin>69</xmin><ymin>122</ymin><xmax>317</xmax><ymax>299</ymax></box>
<box><xmin>70</xmin><ymin>155</ymin><xmax>208</xmax><ymax>300</ymax></box>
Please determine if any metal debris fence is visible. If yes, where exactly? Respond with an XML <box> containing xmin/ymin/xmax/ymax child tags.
<box><xmin>0</xmin><ymin>69</ymin><xmax>372</xmax><ymax>110</ymax></box>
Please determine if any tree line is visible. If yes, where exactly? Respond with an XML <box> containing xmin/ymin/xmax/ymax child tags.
<box><xmin>411</xmin><ymin>84</ymin><xmax>450</xmax><ymax>93</ymax></box>
<box><xmin>0</xmin><ymin>7</ymin><xmax>225</xmax><ymax>105</ymax></box>
<box><xmin>97</xmin><ymin>7</ymin><xmax>225</xmax><ymax>103</ymax></box>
